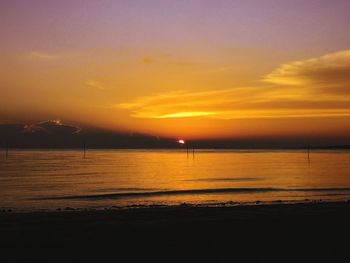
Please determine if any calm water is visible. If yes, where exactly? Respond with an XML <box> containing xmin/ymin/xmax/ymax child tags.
<box><xmin>1</xmin><ymin>149</ymin><xmax>350</xmax><ymax>211</ymax></box>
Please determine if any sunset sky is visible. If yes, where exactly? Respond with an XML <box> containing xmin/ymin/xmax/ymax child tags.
<box><xmin>1</xmin><ymin>0</ymin><xmax>350</xmax><ymax>141</ymax></box>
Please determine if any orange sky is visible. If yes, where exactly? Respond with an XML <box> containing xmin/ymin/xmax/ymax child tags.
<box><xmin>1</xmin><ymin>1</ymin><xmax>350</xmax><ymax>140</ymax></box>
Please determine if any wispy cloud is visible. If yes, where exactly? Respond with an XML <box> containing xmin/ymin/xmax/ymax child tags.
<box><xmin>117</xmin><ymin>50</ymin><xmax>350</xmax><ymax>120</ymax></box>
<box><xmin>154</xmin><ymin>111</ymin><xmax>215</xmax><ymax>118</ymax></box>
<box><xmin>86</xmin><ymin>80</ymin><xmax>105</xmax><ymax>90</ymax></box>
<box><xmin>141</xmin><ymin>58</ymin><xmax>154</xmax><ymax>64</ymax></box>
<box><xmin>26</xmin><ymin>51</ymin><xmax>61</xmax><ymax>61</ymax></box>
<box><xmin>263</xmin><ymin>50</ymin><xmax>350</xmax><ymax>95</ymax></box>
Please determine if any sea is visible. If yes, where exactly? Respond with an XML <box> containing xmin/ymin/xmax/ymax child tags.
<box><xmin>1</xmin><ymin>149</ymin><xmax>350</xmax><ymax>211</ymax></box>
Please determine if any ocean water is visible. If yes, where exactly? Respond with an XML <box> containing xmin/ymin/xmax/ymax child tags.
<box><xmin>1</xmin><ymin>149</ymin><xmax>350</xmax><ymax>211</ymax></box>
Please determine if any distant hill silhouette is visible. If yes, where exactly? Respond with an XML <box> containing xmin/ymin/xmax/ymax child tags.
<box><xmin>0</xmin><ymin>120</ymin><xmax>177</xmax><ymax>149</ymax></box>
<box><xmin>1</xmin><ymin>120</ymin><xmax>350</xmax><ymax>149</ymax></box>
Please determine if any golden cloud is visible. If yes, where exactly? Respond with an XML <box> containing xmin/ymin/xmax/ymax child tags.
<box><xmin>263</xmin><ymin>50</ymin><xmax>350</xmax><ymax>94</ymax></box>
<box><xmin>117</xmin><ymin>50</ymin><xmax>350</xmax><ymax>120</ymax></box>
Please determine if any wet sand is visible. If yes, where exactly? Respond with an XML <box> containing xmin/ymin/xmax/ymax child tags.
<box><xmin>1</xmin><ymin>202</ymin><xmax>350</xmax><ymax>262</ymax></box>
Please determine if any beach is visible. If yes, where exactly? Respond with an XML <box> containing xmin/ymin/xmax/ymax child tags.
<box><xmin>1</xmin><ymin>201</ymin><xmax>350</xmax><ymax>262</ymax></box>
<box><xmin>1</xmin><ymin>150</ymin><xmax>350</xmax><ymax>262</ymax></box>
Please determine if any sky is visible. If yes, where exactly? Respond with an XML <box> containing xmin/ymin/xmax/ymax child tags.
<box><xmin>1</xmin><ymin>0</ymin><xmax>350</xmax><ymax>143</ymax></box>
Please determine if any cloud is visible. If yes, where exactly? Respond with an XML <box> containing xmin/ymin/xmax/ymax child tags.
<box><xmin>23</xmin><ymin>120</ymin><xmax>81</xmax><ymax>134</ymax></box>
<box><xmin>141</xmin><ymin>58</ymin><xmax>154</xmax><ymax>64</ymax></box>
<box><xmin>117</xmin><ymin>50</ymin><xmax>350</xmax><ymax>120</ymax></box>
<box><xmin>155</xmin><ymin>111</ymin><xmax>215</xmax><ymax>118</ymax></box>
<box><xmin>116</xmin><ymin>87</ymin><xmax>350</xmax><ymax>119</ymax></box>
<box><xmin>263</xmin><ymin>50</ymin><xmax>350</xmax><ymax>94</ymax></box>
<box><xmin>116</xmin><ymin>88</ymin><xmax>266</xmax><ymax>118</ymax></box>
<box><xmin>26</xmin><ymin>51</ymin><xmax>61</xmax><ymax>61</ymax></box>
<box><xmin>86</xmin><ymin>80</ymin><xmax>105</xmax><ymax>90</ymax></box>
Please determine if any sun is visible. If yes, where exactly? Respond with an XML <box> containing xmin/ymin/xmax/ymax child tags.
<box><xmin>178</xmin><ymin>139</ymin><xmax>185</xmax><ymax>144</ymax></box>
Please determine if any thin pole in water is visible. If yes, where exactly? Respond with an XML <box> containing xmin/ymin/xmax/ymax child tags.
<box><xmin>307</xmin><ymin>145</ymin><xmax>310</xmax><ymax>162</ymax></box>
<box><xmin>186</xmin><ymin>142</ymin><xmax>189</xmax><ymax>159</ymax></box>
<box><xmin>5</xmin><ymin>141</ymin><xmax>8</xmax><ymax>159</ymax></box>
<box><xmin>192</xmin><ymin>146</ymin><xmax>195</xmax><ymax>159</ymax></box>
<box><xmin>83</xmin><ymin>141</ymin><xmax>86</xmax><ymax>159</ymax></box>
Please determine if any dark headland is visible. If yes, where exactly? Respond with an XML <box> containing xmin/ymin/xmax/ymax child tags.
<box><xmin>1</xmin><ymin>201</ymin><xmax>350</xmax><ymax>262</ymax></box>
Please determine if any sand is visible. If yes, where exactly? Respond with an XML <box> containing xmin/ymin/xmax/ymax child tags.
<box><xmin>1</xmin><ymin>202</ymin><xmax>350</xmax><ymax>262</ymax></box>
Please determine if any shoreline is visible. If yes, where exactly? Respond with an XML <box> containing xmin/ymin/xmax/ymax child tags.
<box><xmin>1</xmin><ymin>201</ymin><xmax>350</xmax><ymax>262</ymax></box>
<box><xmin>2</xmin><ymin>197</ymin><xmax>350</xmax><ymax>214</ymax></box>
<box><xmin>1</xmin><ymin>198</ymin><xmax>350</xmax><ymax>216</ymax></box>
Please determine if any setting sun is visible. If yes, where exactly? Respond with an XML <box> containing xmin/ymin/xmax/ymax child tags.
<box><xmin>178</xmin><ymin>139</ymin><xmax>185</xmax><ymax>145</ymax></box>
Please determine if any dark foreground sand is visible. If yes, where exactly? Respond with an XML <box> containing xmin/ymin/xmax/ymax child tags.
<box><xmin>1</xmin><ymin>202</ymin><xmax>350</xmax><ymax>262</ymax></box>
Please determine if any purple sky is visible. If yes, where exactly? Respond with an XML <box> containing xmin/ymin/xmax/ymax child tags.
<box><xmin>2</xmin><ymin>0</ymin><xmax>350</xmax><ymax>52</ymax></box>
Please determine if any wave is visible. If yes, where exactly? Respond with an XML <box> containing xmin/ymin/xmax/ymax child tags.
<box><xmin>88</xmin><ymin>187</ymin><xmax>164</xmax><ymax>193</ymax></box>
<box><xmin>37</xmin><ymin>187</ymin><xmax>350</xmax><ymax>201</ymax></box>
<box><xmin>182</xmin><ymin>177</ymin><xmax>264</xmax><ymax>182</ymax></box>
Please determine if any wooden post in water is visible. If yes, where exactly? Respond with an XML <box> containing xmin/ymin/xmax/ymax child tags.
<box><xmin>307</xmin><ymin>145</ymin><xmax>310</xmax><ymax>162</ymax></box>
<box><xmin>186</xmin><ymin>142</ymin><xmax>189</xmax><ymax>159</ymax></box>
<box><xmin>192</xmin><ymin>145</ymin><xmax>195</xmax><ymax>159</ymax></box>
<box><xmin>83</xmin><ymin>141</ymin><xmax>86</xmax><ymax>159</ymax></box>
<box><xmin>5</xmin><ymin>141</ymin><xmax>8</xmax><ymax>159</ymax></box>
